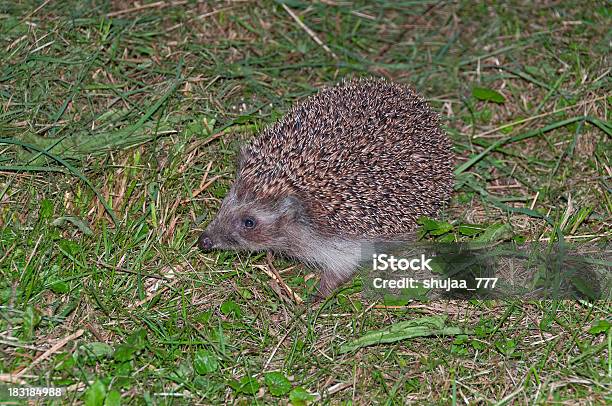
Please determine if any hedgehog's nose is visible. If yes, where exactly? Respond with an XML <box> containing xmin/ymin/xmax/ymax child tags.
<box><xmin>198</xmin><ymin>233</ymin><xmax>214</xmax><ymax>251</ymax></box>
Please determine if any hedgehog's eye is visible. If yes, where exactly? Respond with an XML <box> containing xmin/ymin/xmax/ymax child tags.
<box><xmin>243</xmin><ymin>217</ymin><xmax>256</xmax><ymax>229</ymax></box>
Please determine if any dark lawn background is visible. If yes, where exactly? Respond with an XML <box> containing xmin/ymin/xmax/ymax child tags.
<box><xmin>0</xmin><ymin>0</ymin><xmax>610</xmax><ymax>404</ymax></box>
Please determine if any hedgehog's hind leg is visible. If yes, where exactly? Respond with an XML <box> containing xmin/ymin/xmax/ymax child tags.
<box><xmin>302</xmin><ymin>237</ymin><xmax>363</xmax><ymax>301</ymax></box>
<box><xmin>313</xmin><ymin>268</ymin><xmax>354</xmax><ymax>300</ymax></box>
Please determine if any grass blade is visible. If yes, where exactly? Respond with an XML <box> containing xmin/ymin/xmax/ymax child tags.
<box><xmin>0</xmin><ymin>138</ymin><xmax>119</xmax><ymax>226</ymax></box>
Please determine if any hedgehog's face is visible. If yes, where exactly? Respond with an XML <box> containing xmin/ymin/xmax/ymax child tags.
<box><xmin>198</xmin><ymin>190</ymin><xmax>304</xmax><ymax>254</ymax></box>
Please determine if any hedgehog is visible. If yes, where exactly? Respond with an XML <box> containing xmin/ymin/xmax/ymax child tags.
<box><xmin>198</xmin><ymin>78</ymin><xmax>453</xmax><ymax>298</ymax></box>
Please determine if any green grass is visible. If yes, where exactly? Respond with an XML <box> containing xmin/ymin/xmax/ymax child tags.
<box><xmin>0</xmin><ymin>0</ymin><xmax>610</xmax><ymax>404</ymax></box>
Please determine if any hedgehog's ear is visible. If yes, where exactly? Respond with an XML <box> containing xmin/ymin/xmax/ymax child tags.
<box><xmin>278</xmin><ymin>195</ymin><xmax>304</xmax><ymax>220</ymax></box>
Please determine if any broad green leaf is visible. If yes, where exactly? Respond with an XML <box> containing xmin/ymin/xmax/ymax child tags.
<box><xmin>588</xmin><ymin>319</ymin><xmax>610</xmax><ymax>335</ymax></box>
<box><xmin>289</xmin><ymin>387</ymin><xmax>316</xmax><ymax>405</ymax></box>
<box><xmin>457</xmin><ymin>224</ymin><xmax>485</xmax><ymax>236</ymax></box>
<box><xmin>265</xmin><ymin>372</ymin><xmax>292</xmax><ymax>396</ymax></box>
<box><xmin>113</xmin><ymin>345</ymin><xmax>138</xmax><ymax>362</ymax></box>
<box><xmin>472</xmin><ymin>86</ymin><xmax>506</xmax><ymax>103</ymax></box>
<box><xmin>229</xmin><ymin>376</ymin><xmax>260</xmax><ymax>394</ymax></box>
<box><xmin>382</xmin><ymin>294</ymin><xmax>410</xmax><ymax>307</ymax></box>
<box><xmin>104</xmin><ymin>390</ymin><xmax>121</xmax><ymax>406</ymax></box>
<box><xmin>417</xmin><ymin>217</ymin><xmax>454</xmax><ymax>236</ymax></box>
<box><xmin>417</xmin><ymin>217</ymin><xmax>441</xmax><ymax>231</ymax></box>
<box><xmin>472</xmin><ymin>223</ymin><xmax>512</xmax><ymax>243</ymax></box>
<box><xmin>495</xmin><ymin>338</ymin><xmax>517</xmax><ymax>356</ymax></box>
<box><xmin>50</xmin><ymin>281</ymin><xmax>70</xmax><ymax>294</ymax></box>
<box><xmin>340</xmin><ymin>316</ymin><xmax>465</xmax><ymax>353</ymax></box>
<box><xmin>435</xmin><ymin>233</ymin><xmax>456</xmax><ymax>242</ymax></box>
<box><xmin>429</xmin><ymin>221</ymin><xmax>454</xmax><ymax>236</ymax></box>
<box><xmin>194</xmin><ymin>350</ymin><xmax>219</xmax><ymax>374</ymax></box>
<box><xmin>220</xmin><ymin>300</ymin><xmax>242</xmax><ymax>318</ymax></box>
<box><xmin>80</xmin><ymin>342</ymin><xmax>114</xmax><ymax>362</ymax></box>
<box><xmin>84</xmin><ymin>380</ymin><xmax>106</xmax><ymax>406</ymax></box>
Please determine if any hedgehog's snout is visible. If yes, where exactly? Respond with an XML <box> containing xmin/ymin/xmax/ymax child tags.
<box><xmin>198</xmin><ymin>218</ymin><xmax>239</xmax><ymax>251</ymax></box>
<box><xmin>198</xmin><ymin>232</ymin><xmax>214</xmax><ymax>251</ymax></box>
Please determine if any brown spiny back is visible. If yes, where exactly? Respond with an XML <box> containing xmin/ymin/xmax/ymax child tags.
<box><xmin>236</xmin><ymin>78</ymin><xmax>454</xmax><ymax>238</ymax></box>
